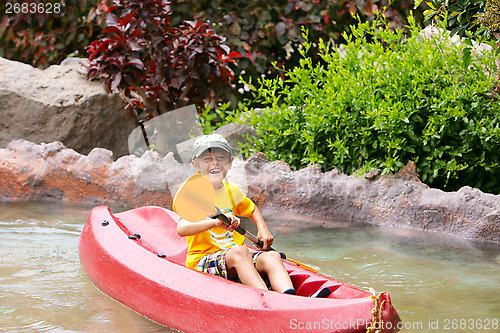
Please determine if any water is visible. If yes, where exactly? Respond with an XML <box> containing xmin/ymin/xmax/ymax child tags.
<box><xmin>0</xmin><ymin>201</ymin><xmax>168</xmax><ymax>333</ymax></box>
<box><xmin>265</xmin><ymin>213</ymin><xmax>500</xmax><ymax>333</ymax></box>
<box><xmin>1</xmin><ymin>202</ymin><xmax>499</xmax><ymax>333</ymax></box>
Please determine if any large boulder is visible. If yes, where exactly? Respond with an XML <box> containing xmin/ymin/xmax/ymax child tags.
<box><xmin>0</xmin><ymin>57</ymin><xmax>137</xmax><ymax>158</ymax></box>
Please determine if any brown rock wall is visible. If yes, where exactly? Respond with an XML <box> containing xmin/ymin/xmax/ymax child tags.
<box><xmin>0</xmin><ymin>140</ymin><xmax>189</xmax><ymax>206</ymax></box>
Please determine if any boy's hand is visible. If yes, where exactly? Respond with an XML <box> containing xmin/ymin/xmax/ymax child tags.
<box><xmin>214</xmin><ymin>214</ymin><xmax>240</xmax><ymax>231</ymax></box>
<box><xmin>257</xmin><ymin>228</ymin><xmax>274</xmax><ymax>250</ymax></box>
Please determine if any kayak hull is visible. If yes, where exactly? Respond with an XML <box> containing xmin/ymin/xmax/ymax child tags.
<box><xmin>78</xmin><ymin>206</ymin><xmax>401</xmax><ymax>332</ymax></box>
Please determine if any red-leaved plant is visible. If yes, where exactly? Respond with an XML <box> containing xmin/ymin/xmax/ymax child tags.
<box><xmin>0</xmin><ymin>0</ymin><xmax>106</xmax><ymax>68</ymax></box>
<box><xmin>86</xmin><ymin>0</ymin><xmax>241</xmax><ymax>118</ymax></box>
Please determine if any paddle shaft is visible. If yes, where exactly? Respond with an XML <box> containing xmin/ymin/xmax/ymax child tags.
<box><xmin>210</xmin><ymin>212</ymin><xmax>277</xmax><ymax>253</ymax></box>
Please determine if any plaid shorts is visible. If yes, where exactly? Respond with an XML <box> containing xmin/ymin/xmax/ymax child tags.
<box><xmin>195</xmin><ymin>248</ymin><xmax>263</xmax><ymax>280</ymax></box>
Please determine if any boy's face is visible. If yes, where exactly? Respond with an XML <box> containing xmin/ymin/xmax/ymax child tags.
<box><xmin>192</xmin><ymin>148</ymin><xmax>232</xmax><ymax>187</ymax></box>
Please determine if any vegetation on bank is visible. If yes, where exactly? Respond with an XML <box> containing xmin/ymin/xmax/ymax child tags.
<box><xmin>1</xmin><ymin>1</ymin><xmax>500</xmax><ymax>194</ymax></box>
<box><xmin>86</xmin><ymin>0</ymin><xmax>242</xmax><ymax>119</ymax></box>
<box><xmin>239</xmin><ymin>15</ymin><xmax>500</xmax><ymax>194</ymax></box>
<box><xmin>0</xmin><ymin>0</ymin><xmax>424</xmax><ymax>119</ymax></box>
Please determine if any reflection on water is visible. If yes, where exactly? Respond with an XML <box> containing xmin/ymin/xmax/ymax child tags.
<box><xmin>1</xmin><ymin>201</ymin><xmax>499</xmax><ymax>333</ymax></box>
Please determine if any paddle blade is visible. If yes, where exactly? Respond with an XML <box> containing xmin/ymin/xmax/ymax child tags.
<box><xmin>173</xmin><ymin>174</ymin><xmax>217</xmax><ymax>222</ymax></box>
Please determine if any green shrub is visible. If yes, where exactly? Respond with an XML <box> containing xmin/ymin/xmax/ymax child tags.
<box><xmin>480</xmin><ymin>0</ymin><xmax>500</xmax><ymax>34</ymax></box>
<box><xmin>199</xmin><ymin>102</ymin><xmax>243</xmax><ymax>134</ymax></box>
<box><xmin>417</xmin><ymin>0</ymin><xmax>499</xmax><ymax>69</ymax></box>
<box><xmin>241</xmin><ymin>14</ymin><xmax>500</xmax><ymax>194</ymax></box>
<box><xmin>420</xmin><ymin>0</ymin><xmax>488</xmax><ymax>39</ymax></box>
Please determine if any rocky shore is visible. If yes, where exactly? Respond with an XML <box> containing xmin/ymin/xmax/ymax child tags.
<box><xmin>1</xmin><ymin>139</ymin><xmax>499</xmax><ymax>243</ymax></box>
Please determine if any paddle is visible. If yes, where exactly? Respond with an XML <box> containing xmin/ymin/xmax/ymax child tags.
<box><xmin>173</xmin><ymin>174</ymin><xmax>318</xmax><ymax>272</ymax></box>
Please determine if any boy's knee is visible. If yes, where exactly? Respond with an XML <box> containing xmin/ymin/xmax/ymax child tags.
<box><xmin>265</xmin><ymin>250</ymin><xmax>282</xmax><ymax>261</ymax></box>
<box><xmin>258</xmin><ymin>251</ymin><xmax>282</xmax><ymax>268</ymax></box>
<box><xmin>228</xmin><ymin>246</ymin><xmax>251</xmax><ymax>260</ymax></box>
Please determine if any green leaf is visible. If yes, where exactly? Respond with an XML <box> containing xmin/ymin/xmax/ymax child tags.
<box><xmin>463</xmin><ymin>38</ymin><xmax>473</xmax><ymax>46</ymax></box>
<box><xmin>414</xmin><ymin>0</ymin><xmax>425</xmax><ymax>8</ymax></box>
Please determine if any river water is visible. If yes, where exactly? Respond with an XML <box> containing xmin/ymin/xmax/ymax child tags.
<box><xmin>1</xmin><ymin>201</ymin><xmax>499</xmax><ymax>333</ymax></box>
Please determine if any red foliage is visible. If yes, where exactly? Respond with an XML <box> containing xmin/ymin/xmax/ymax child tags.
<box><xmin>86</xmin><ymin>0</ymin><xmax>241</xmax><ymax>117</ymax></box>
<box><xmin>173</xmin><ymin>0</ymin><xmax>426</xmax><ymax>90</ymax></box>
<box><xmin>0</xmin><ymin>0</ymin><xmax>106</xmax><ymax>68</ymax></box>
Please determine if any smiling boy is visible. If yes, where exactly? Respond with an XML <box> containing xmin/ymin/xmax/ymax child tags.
<box><xmin>174</xmin><ymin>134</ymin><xmax>330</xmax><ymax>297</ymax></box>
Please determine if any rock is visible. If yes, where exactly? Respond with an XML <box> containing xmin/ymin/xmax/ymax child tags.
<box><xmin>364</xmin><ymin>168</ymin><xmax>381</xmax><ymax>181</ymax></box>
<box><xmin>395</xmin><ymin>160</ymin><xmax>421</xmax><ymax>182</ymax></box>
<box><xmin>0</xmin><ymin>57</ymin><xmax>137</xmax><ymax>158</ymax></box>
<box><xmin>1</xmin><ymin>140</ymin><xmax>500</xmax><ymax>243</ymax></box>
<box><xmin>245</xmin><ymin>157</ymin><xmax>500</xmax><ymax>243</ymax></box>
<box><xmin>213</xmin><ymin>123</ymin><xmax>258</xmax><ymax>157</ymax></box>
<box><xmin>176</xmin><ymin>136</ymin><xmax>199</xmax><ymax>163</ymax></box>
<box><xmin>0</xmin><ymin>139</ymin><xmax>191</xmax><ymax>206</ymax></box>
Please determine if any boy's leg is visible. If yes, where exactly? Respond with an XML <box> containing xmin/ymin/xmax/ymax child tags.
<box><xmin>254</xmin><ymin>251</ymin><xmax>294</xmax><ymax>293</ymax></box>
<box><xmin>225</xmin><ymin>246</ymin><xmax>268</xmax><ymax>290</ymax></box>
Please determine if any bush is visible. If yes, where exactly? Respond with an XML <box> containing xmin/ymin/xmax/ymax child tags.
<box><xmin>420</xmin><ymin>0</ymin><xmax>488</xmax><ymax>39</ymax></box>
<box><xmin>419</xmin><ymin>0</ymin><xmax>500</xmax><ymax>41</ymax></box>
<box><xmin>1</xmin><ymin>0</ymin><xmax>427</xmax><ymax>117</ymax></box>
<box><xmin>417</xmin><ymin>0</ymin><xmax>499</xmax><ymax>68</ymax></box>
<box><xmin>241</xmin><ymin>14</ymin><xmax>500</xmax><ymax>194</ymax></box>
<box><xmin>86</xmin><ymin>0</ymin><xmax>241</xmax><ymax>118</ymax></box>
<box><xmin>0</xmin><ymin>0</ymin><xmax>106</xmax><ymax>68</ymax></box>
<box><xmin>174</xmin><ymin>0</ymin><xmax>427</xmax><ymax>103</ymax></box>
<box><xmin>480</xmin><ymin>0</ymin><xmax>500</xmax><ymax>34</ymax></box>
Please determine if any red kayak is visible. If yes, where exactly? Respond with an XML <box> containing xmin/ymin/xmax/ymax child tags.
<box><xmin>78</xmin><ymin>206</ymin><xmax>402</xmax><ymax>333</ymax></box>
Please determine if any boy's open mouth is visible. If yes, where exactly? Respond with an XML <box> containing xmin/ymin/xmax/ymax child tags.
<box><xmin>209</xmin><ymin>168</ymin><xmax>222</xmax><ymax>174</ymax></box>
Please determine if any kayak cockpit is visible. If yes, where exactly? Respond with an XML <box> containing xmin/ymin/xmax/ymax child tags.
<box><xmin>113</xmin><ymin>206</ymin><xmax>187</xmax><ymax>265</ymax></box>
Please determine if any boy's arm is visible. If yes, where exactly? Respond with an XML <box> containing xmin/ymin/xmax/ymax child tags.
<box><xmin>250</xmin><ymin>206</ymin><xmax>274</xmax><ymax>250</ymax></box>
<box><xmin>177</xmin><ymin>218</ymin><xmax>218</xmax><ymax>237</ymax></box>
<box><xmin>176</xmin><ymin>216</ymin><xmax>240</xmax><ymax>237</ymax></box>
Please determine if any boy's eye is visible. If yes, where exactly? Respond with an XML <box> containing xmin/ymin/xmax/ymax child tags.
<box><xmin>200</xmin><ymin>154</ymin><xmax>230</xmax><ymax>164</ymax></box>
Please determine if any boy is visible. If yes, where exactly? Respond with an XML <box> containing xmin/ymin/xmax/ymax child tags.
<box><xmin>175</xmin><ymin>134</ymin><xmax>330</xmax><ymax>297</ymax></box>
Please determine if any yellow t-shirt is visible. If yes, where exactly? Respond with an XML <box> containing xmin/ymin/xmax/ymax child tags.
<box><xmin>176</xmin><ymin>181</ymin><xmax>255</xmax><ymax>269</ymax></box>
